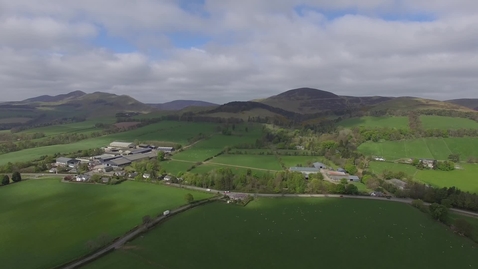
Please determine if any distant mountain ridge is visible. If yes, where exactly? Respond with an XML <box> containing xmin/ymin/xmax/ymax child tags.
<box><xmin>446</xmin><ymin>99</ymin><xmax>478</xmax><ymax>111</ymax></box>
<box><xmin>148</xmin><ymin>100</ymin><xmax>218</xmax><ymax>111</ymax></box>
<box><xmin>23</xmin><ymin>90</ymin><xmax>86</xmax><ymax>103</ymax></box>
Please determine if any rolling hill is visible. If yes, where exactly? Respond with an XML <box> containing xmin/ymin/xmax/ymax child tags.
<box><xmin>370</xmin><ymin>97</ymin><xmax>475</xmax><ymax>113</ymax></box>
<box><xmin>148</xmin><ymin>100</ymin><xmax>218</xmax><ymax>111</ymax></box>
<box><xmin>257</xmin><ymin>87</ymin><xmax>393</xmax><ymax>114</ymax></box>
<box><xmin>446</xmin><ymin>99</ymin><xmax>478</xmax><ymax>111</ymax></box>
<box><xmin>22</xmin><ymin>90</ymin><xmax>86</xmax><ymax>103</ymax></box>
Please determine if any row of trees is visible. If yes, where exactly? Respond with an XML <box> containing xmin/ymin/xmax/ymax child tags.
<box><xmin>1</xmin><ymin>172</ymin><xmax>22</xmax><ymax>186</ymax></box>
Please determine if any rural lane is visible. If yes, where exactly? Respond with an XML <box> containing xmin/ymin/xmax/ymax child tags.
<box><xmin>169</xmin><ymin>184</ymin><xmax>478</xmax><ymax>218</ymax></box>
<box><xmin>61</xmin><ymin>198</ymin><xmax>218</xmax><ymax>269</ymax></box>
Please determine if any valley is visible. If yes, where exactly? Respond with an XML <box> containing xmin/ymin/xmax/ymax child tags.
<box><xmin>1</xmin><ymin>87</ymin><xmax>478</xmax><ymax>269</ymax></box>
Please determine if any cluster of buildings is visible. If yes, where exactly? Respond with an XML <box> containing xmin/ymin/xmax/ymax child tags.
<box><xmin>53</xmin><ymin>141</ymin><xmax>175</xmax><ymax>179</ymax></box>
<box><xmin>289</xmin><ymin>162</ymin><xmax>360</xmax><ymax>183</ymax></box>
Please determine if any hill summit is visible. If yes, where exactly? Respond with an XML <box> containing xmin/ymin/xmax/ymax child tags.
<box><xmin>271</xmin><ymin>87</ymin><xmax>339</xmax><ymax>100</ymax></box>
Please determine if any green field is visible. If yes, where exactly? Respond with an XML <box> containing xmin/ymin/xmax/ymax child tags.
<box><xmin>21</xmin><ymin>118</ymin><xmax>116</xmax><ymax>136</ymax></box>
<box><xmin>0</xmin><ymin>179</ymin><xmax>212</xmax><ymax>269</ymax></box>
<box><xmin>210</xmin><ymin>154</ymin><xmax>282</xmax><ymax>171</ymax></box>
<box><xmin>415</xmin><ymin>164</ymin><xmax>478</xmax><ymax>194</ymax></box>
<box><xmin>279</xmin><ymin>156</ymin><xmax>335</xmax><ymax>168</ymax></box>
<box><xmin>358</xmin><ymin>137</ymin><xmax>478</xmax><ymax>161</ymax></box>
<box><xmin>87</xmin><ymin>198</ymin><xmax>478</xmax><ymax>269</ymax></box>
<box><xmin>338</xmin><ymin>116</ymin><xmax>409</xmax><ymax>129</ymax></box>
<box><xmin>368</xmin><ymin>161</ymin><xmax>418</xmax><ymax>178</ymax></box>
<box><xmin>189</xmin><ymin>163</ymin><xmax>272</xmax><ymax>177</ymax></box>
<box><xmin>173</xmin><ymin>126</ymin><xmax>262</xmax><ymax>162</ymax></box>
<box><xmin>421</xmin><ymin>116</ymin><xmax>478</xmax><ymax>130</ymax></box>
<box><xmin>160</xmin><ymin>160</ymin><xmax>194</xmax><ymax>175</ymax></box>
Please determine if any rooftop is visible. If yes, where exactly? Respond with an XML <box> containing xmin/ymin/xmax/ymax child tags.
<box><xmin>289</xmin><ymin>167</ymin><xmax>320</xmax><ymax>172</ymax></box>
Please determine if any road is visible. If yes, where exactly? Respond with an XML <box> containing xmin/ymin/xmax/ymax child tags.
<box><xmin>61</xmin><ymin>198</ymin><xmax>217</xmax><ymax>269</ymax></box>
<box><xmin>169</xmin><ymin>184</ymin><xmax>478</xmax><ymax>218</ymax></box>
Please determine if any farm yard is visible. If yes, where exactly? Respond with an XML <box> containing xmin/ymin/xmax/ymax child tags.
<box><xmin>86</xmin><ymin>198</ymin><xmax>478</xmax><ymax>269</ymax></box>
<box><xmin>358</xmin><ymin>137</ymin><xmax>478</xmax><ymax>161</ymax></box>
<box><xmin>0</xmin><ymin>179</ymin><xmax>212</xmax><ymax>269</ymax></box>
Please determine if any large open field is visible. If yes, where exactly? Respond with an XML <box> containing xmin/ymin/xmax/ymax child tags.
<box><xmin>209</xmin><ymin>154</ymin><xmax>282</xmax><ymax>171</ymax></box>
<box><xmin>21</xmin><ymin>118</ymin><xmax>116</xmax><ymax>136</ymax></box>
<box><xmin>358</xmin><ymin>137</ymin><xmax>478</xmax><ymax>161</ymax></box>
<box><xmin>415</xmin><ymin>164</ymin><xmax>478</xmax><ymax>194</ymax></box>
<box><xmin>420</xmin><ymin>116</ymin><xmax>478</xmax><ymax>130</ymax></box>
<box><xmin>87</xmin><ymin>198</ymin><xmax>478</xmax><ymax>269</ymax></box>
<box><xmin>338</xmin><ymin>116</ymin><xmax>409</xmax><ymax>129</ymax></box>
<box><xmin>0</xmin><ymin>179</ymin><xmax>212</xmax><ymax>269</ymax></box>
<box><xmin>160</xmin><ymin>160</ymin><xmax>194</xmax><ymax>175</ymax></box>
<box><xmin>368</xmin><ymin>161</ymin><xmax>418</xmax><ymax>178</ymax></box>
<box><xmin>173</xmin><ymin>125</ymin><xmax>262</xmax><ymax>162</ymax></box>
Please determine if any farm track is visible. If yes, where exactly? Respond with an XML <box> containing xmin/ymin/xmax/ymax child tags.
<box><xmin>169</xmin><ymin>184</ymin><xmax>478</xmax><ymax>219</ymax></box>
<box><xmin>61</xmin><ymin>197</ymin><xmax>219</xmax><ymax>269</ymax></box>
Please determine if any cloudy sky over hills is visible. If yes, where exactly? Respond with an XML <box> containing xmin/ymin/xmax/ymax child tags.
<box><xmin>1</xmin><ymin>0</ymin><xmax>477</xmax><ymax>103</ymax></box>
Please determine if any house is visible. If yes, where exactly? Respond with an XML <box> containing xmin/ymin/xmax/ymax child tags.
<box><xmin>227</xmin><ymin>193</ymin><xmax>248</xmax><ymax>201</ymax></box>
<box><xmin>289</xmin><ymin>167</ymin><xmax>320</xmax><ymax>179</ymax></box>
<box><xmin>56</xmin><ymin>157</ymin><xmax>80</xmax><ymax>168</ymax></box>
<box><xmin>105</xmin><ymin>157</ymin><xmax>132</xmax><ymax>167</ymax></box>
<box><xmin>348</xmin><ymin>175</ymin><xmax>360</xmax><ymax>182</ymax></box>
<box><xmin>370</xmin><ymin>191</ymin><xmax>384</xmax><ymax>197</ymax></box>
<box><xmin>157</xmin><ymin>147</ymin><xmax>174</xmax><ymax>153</ymax></box>
<box><xmin>313</xmin><ymin>162</ymin><xmax>326</xmax><ymax>169</ymax></box>
<box><xmin>75</xmin><ymin>174</ymin><xmax>90</xmax><ymax>182</ymax></box>
<box><xmin>389</xmin><ymin>178</ymin><xmax>407</xmax><ymax>190</ymax></box>
<box><xmin>109</xmin><ymin>141</ymin><xmax>135</xmax><ymax>149</ymax></box>
<box><xmin>419</xmin><ymin>159</ymin><xmax>435</xmax><ymax>169</ymax></box>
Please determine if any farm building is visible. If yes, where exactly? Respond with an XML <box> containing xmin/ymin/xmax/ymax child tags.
<box><xmin>337</xmin><ymin>167</ymin><xmax>346</xmax><ymax>173</ymax></box>
<box><xmin>138</xmin><ymin>144</ymin><xmax>152</xmax><ymax>149</ymax></box>
<box><xmin>313</xmin><ymin>162</ymin><xmax>326</xmax><ymax>169</ymax></box>
<box><xmin>289</xmin><ymin>167</ymin><xmax>320</xmax><ymax>179</ymax></box>
<box><xmin>326</xmin><ymin>171</ymin><xmax>349</xmax><ymax>181</ymax></box>
<box><xmin>420</xmin><ymin>159</ymin><xmax>435</xmax><ymax>169</ymax></box>
<box><xmin>56</xmin><ymin>157</ymin><xmax>80</xmax><ymax>168</ymax></box>
<box><xmin>389</xmin><ymin>179</ymin><xmax>407</xmax><ymax>190</ymax></box>
<box><xmin>157</xmin><ymin>146</ymin><xmax>174</xmax><ymax>153</ymax></box>
<box><xmin>105</xmin><ymin>157</ymin><xmax>132</xmax><ymax>168</ymax></box>
<box><xmin>227</xmin><ymin>193</ymin><xmax>248</xmax><ymax>201</ymax></box>
<box><xmin>94</xmin><ymin>154</ymin><xmax>120</xmax><ymax>163</ymax></box>
<box><xmin>130</xmin><ymin>148</ymin><xmax>152</xmax><ymax>155</ymax></box>
<box><xmin>109</xmin><ymin>141</ymin><xmax>135</xmax><ymax>149</ymax></box>
<box><xmin>348</xmin><ymin>175</ymin><xmax>360</xmax><ymax>182</ymax></box>
<box><xmin>124</xmin><ymin>151</ymin><xmax>157</xmax><ymax>162</ymax></box>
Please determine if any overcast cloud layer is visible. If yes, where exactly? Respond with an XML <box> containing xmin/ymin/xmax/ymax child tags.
<box><xmin>1</xmin><ymin>0</ymin><xmax>477</xmax><ymax>103</ymax></box>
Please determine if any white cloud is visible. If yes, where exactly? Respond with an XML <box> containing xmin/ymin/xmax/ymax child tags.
<box><xmin>0</xmin><ymin>1</ymin><xmax>477</xmax><ymax>103</ymax></box>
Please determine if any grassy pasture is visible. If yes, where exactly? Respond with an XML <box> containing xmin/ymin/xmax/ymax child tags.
<box><xmin>358</xmin><ymin>137</ymin><xmax>478</xmax><ymax>161</ymax></box>
<box><xmin>420</xmin><ymin>116</ymin><xmax>478</xmax><ymax>130</ymax></box>
<box><xmin>87</xmin><ymin>198</ymin><xmax>478</xmax><ymax>269</ymax></box>
<box><xmin>415</xmin><ymin>164</ymin><xmax>478</xmax><ymax>194</ymax></box>
<box><xmin>0</xmin><ymin>179</ymin><xmax>212</xmax><ymax>269</ymax></box>
<box><xmin>160</xmin><ymin>160</ymin><xmax>194</xmax><ymax>175</ymax></box>
<box><xmin>368</xmin><ymin>161</ymin><xmax>417</xmax><ymax>178</ymax></box>
<box><xmin>21</xmin><ymin>118</ymin><xmax>116</xmax><ymax>136</ymax></box>
<box><xmin>279</xmin><ymin>156</ymin><xmax>335</xmax><ymax>168</ymax></box>
<box><xmin>189</xmin><ymin>163</ymin><xmax>272</xmax><ymax>177</ymax></box>
<box><xmin>210</xmin><ymin>154</ymin><xmax>282</xmax><ymax>171</ymax></box>
<box><xmin>173</xmin><ymin>126</ymin><xmax>262</xmax><ymax>162</ymax></box>
<box><xmin>338</xmin><ymin>116</ymin><xmax>409</xmax><ymax>129</ymax></box>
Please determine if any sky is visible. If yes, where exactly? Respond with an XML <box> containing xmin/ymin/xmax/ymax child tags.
<box><xmin>1</xmin><ymin>0</ymin><xmax>477</xmax><ymax>104</ymax></box>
